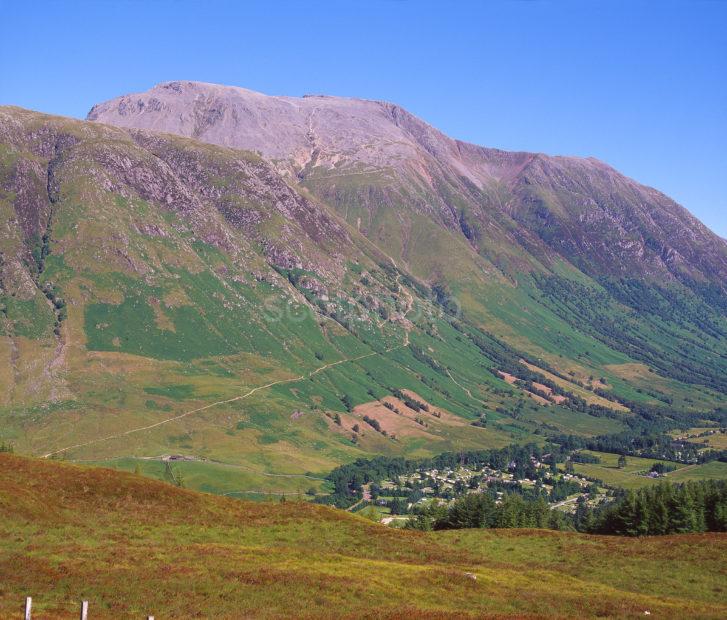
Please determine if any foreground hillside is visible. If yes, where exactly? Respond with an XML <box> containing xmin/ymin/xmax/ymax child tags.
<box><xmin>1</xmin><ymin>454</ymin><xmax>726</xmax><ymax>619</ymax></box>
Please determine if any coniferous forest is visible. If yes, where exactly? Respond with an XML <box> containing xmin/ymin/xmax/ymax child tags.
<box><xmin>406</xmin><ymin>480</ymin><xmax>727</xmax><ymax>536</ymax></box>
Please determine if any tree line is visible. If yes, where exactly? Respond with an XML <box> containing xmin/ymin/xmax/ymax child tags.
<box><xmin>553</xmin><ymin>430</ymin><xmax>727</xmax><ymax>465</ymax></box>
<box><xmin>406</xmin><ymin>493</ymin><xmax>568</xmax><ymax>531</ymax></box>
<box><xmin>406</xmin><ymin>480</ymin><xmax>727</xmax><ymax>536</ymax></box>
<box><xmin>583</xmin><ymin>480</ymin><xmax>727</xmax><ymax>536</ymax></box>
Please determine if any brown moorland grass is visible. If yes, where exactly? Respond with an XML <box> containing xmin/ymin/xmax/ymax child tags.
<box><xmin>1</xmin><ymin>453</ymin><xmax>726</xmax><ymax>619</ymax></box>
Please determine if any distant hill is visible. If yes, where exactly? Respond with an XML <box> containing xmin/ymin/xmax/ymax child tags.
<box><xmin>1</xmin><ymin>452</ymin><xmax>726</xmax><ymax>618</ymax></box>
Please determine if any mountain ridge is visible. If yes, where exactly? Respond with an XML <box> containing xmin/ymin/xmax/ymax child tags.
<box><xmin>88</xmin><ymin>81</ymin><xmax>727</xmax><ymax>287</ymax></box>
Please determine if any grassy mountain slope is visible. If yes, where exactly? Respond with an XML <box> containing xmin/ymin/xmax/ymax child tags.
<box><xmin>88</xmin><ymin>82</ymin><xmax>727</xmax><ymax>401</ymax></box>
<box><xmin>0</xmin><ymin>104</ymin><xmax>725</xmax><ymax>497</ymax></box>
<box><xmin>2</xmin><ymin>453</ymin><xmax>726</xmax><ymax>619</ymax></box>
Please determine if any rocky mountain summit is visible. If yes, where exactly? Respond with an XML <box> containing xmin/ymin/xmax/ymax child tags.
<box><xmin>89</xmin><ymin>81</ymin><xmax>727</xmax><ymax>286</ymax></box>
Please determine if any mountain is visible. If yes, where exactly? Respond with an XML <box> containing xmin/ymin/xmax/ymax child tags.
<box><xmin>2</xmin><ymin>452</ymin><xmax>726</xmax><ymax>618</ymax></box>
<box><xmin>89</xmin><ymin>81</ymin><xmax>727</xmax><ymax>286</ymax></box>
<box><xmin>0</xmin><ymin>82</ymin><xmax>725</xmax><ymax>495</ymax></box>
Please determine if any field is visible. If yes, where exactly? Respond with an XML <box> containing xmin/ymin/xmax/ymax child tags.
<box><xmin>700</xmin><ymin>435</ymin><xmax>727</xmax><ymax>449</ymax></box>
<box><xmin>666</xmin><ymin>460</ymin><xmax>727</xmax><ymax>482</ymax></box>
<box><xmin>567</xmin><ymin>450</ymin><xmax>727</xmax><ymax>489</ymax></box>
<box><xmin>670</xmin><ymin>428</ymin><xmax>727</xmax><ymax>450</ymax></box>
<box><xmin>520</xmin><ymin>360</ymin><xmax>629</xmax><ymax>411</ymax></box>
<box><xmin>83</xmin><ymin>456</ymin><xmax>329</xmax><ymax>498</ymax></box>
<box><xmin>1</xmin><ymin>454</ymin><xmax>726</xmax><ymax>619</ymax></box>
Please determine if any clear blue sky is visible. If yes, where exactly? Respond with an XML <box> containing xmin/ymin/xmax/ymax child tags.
<box><xmin>2</xmin><ymin>0</ymin><xmax>725</xmax><ymax>236</ymax></box>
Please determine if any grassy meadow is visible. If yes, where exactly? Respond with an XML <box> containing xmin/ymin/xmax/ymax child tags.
<box><xmin>1</xmin><ymin>454</ymin><xmax>726</xmax><ymax>619</ymax></box>
<box><xmin>566</xmin><ymin>450</ymin><xmax>727</xmax><ymax>489</ymax></box>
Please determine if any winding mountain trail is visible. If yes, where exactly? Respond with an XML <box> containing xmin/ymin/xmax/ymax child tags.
<box><xmin>40</xmin><ymin>264</ymin><xmax>417</xmax><ymax>461</ymax></box>
<box><xmin>41</xmin><ymin>340</ymin><xmax>407</xmax><ymax>459</ymax></box>
<box><xmin>446</xmin><ymin>368</ymin><xmax>487</xmax><ymax>407</ymax></box>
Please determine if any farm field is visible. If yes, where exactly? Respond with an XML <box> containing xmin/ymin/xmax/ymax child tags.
<box><xmin>698</xmin><ymin>434</ymin><xmax>727</xmax><ymax>450</ymax></box>
<box><xmin>84</xmin><ymin>456</ymin><xmax>329</xmax><ymax>498</ymax></box>
<box><xmin>670</xmin><ymin>428</ymin><xmax>727</xmax><ymax>450</ymax></box>
<box><xmin>567</xmin><ymin>450</ymin><xmax>727</xmax><ymax>489</ymax></box>
<box><xmin>520</xmin><ymin>360</ymin><xmax>629</xmax><ymax>411</ymax></box>
<box><xmin>2</xmin><ymin>453</ymin><xmax>726</xmax><ymax>619</ymax></box>
<box><xmin>666</xmin><ymin>460</ymin><xmax>727</xmax><ymax>482</ymax></box>
<box><xmin>526</xmin><ymin>405</ymin><xmax>623</xmax><ymax>436</ymax></box>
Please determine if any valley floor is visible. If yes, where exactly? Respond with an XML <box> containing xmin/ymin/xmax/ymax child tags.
<box><xmin>1</xmin><ymin>454</ymin><xmax>726</xmax><ymax>619</ymax></box>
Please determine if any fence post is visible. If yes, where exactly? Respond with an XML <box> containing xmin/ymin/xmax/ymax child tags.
<box><xmin>24</xmin><ymin>597</ymin><xmax>32</xmax><ymax>620</ymax></box>
<box><xmin>80</xmin><ymin>600</ymin><xmax>88</xmax><ymax>620</ymax></box>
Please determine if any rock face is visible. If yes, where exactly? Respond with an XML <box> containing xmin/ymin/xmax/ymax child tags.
<box><xmin>89</xmin><ymin>81</ymin><xmax>727</xmax><ymax>285</ymax></box>
<box><xmin>0</xmin><ymin>107</ymin><xmax>352</xmax><ymax>293</ymax></box>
